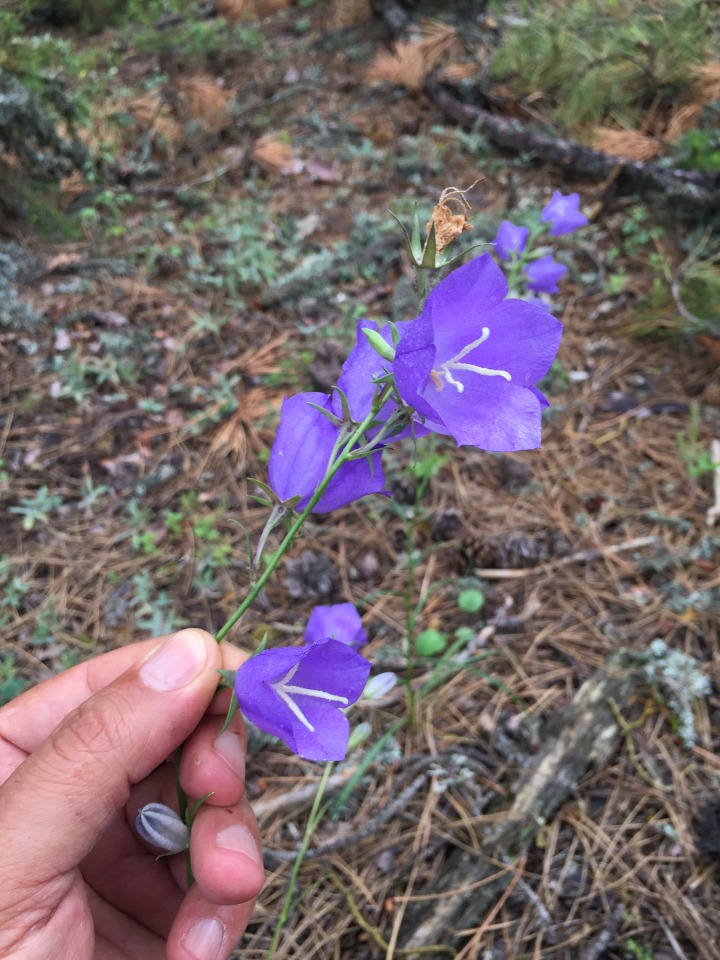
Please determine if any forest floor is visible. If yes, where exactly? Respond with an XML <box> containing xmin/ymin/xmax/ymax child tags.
<box><xmin>2</xmin><ymin>4</ymin><xmax>720</xmax><ymax>959</ymax></box>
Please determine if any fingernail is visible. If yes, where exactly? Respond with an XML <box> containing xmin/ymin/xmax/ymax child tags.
<box><xmin>181</xmin><ymin>917</ymin><xmax>224</xmax><ymax>960</ymax></box>
<box><xmin>213</xmin><ymin>731</ymin><xmax>245</xmax><ymax>781</ymax></box>
<box><xmin>139</xmin><ymin>630</ymin><xmax>208</xmax><ymax>692</ymax></box>
<box><xmin>216</xmin><ymin>824</ymin><xmax>261</xmax><ymax>864</ymax></box>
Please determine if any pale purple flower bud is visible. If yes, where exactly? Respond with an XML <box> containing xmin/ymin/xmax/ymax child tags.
<box><xmin>540</xmin><ymin>191</ymin><xmax>588</xmax><ymax>236</ymax></box>
<box><xmin>362</xmin><ymin>672</ymin><xmax>397</xmax><ymax>700</ymax></box>
<box><xmin>524</xmin><ymin>255</ymin><xmax>567</xmax><ymax>294</ymax></box>
<box><xmin>136</xmin><ymin>802</ymin><xmax>189</xmax><ymax>854</ymax></box>
<box><xmin>494</xmin><ymin>221</ymin><xmax>529</xmax><ymax>260</ymax></box>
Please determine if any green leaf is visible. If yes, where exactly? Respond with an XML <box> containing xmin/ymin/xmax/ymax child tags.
<box><xmin>458</xmin><ymin>588</ymin><xmax>485</xmax><ymax>614</ymax></box>
<box><xmin>416</xmin><ymin>628</ymin><xmax>447</xmax><ymax>656</ymax></box>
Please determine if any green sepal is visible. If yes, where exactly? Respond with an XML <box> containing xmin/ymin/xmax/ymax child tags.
<box><xmin>217</xmin><ymin>668</ymin><xmax>237</xmax><ymax>689</ymax></box>
<box><xmin>306</xmin><ymin>401</ymin><xmax>343</xmax><ymax>427</ymax></box>
<box><xmin>331</xmin><ymin>386</ymin><xmax>352</xmax><ymax>423</ymax></box>
<box><xmin>421</xmin><ymin>221</ymin><xmax>438</xmax><ymax>269</ymax></box>
<box><xmin>219</xmin><ymin>689</ymin><xmax>239</xmax><ymax>735</ymax></box>
<box><xmin>410</xmin><ymin>204</ymin><xmax>424</xmax><ymax>262</ymax></box>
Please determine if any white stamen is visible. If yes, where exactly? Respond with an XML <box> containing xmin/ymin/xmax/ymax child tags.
<box><xmin>433</xmin><ymin>325</ymin><xmax>511</xmax><ymax>393</ymax></box>
<box><xmin>270</xmin><ymin>662</ymin><xmax>349</xmax><ymax>733</ymax></box>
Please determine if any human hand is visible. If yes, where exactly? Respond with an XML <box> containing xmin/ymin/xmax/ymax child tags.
<box><xmin>0</xmin><ymin>629</ymin><xmax>264</xmax><ymax>960</ymax></box>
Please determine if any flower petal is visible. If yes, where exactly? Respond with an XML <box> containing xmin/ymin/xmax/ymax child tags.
<box><xmin>305</xmin><ymin>602</ymin><xmax>368</xmax><ymax>649</ymax></box>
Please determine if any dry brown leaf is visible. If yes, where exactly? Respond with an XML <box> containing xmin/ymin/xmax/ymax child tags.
<box><xmin>216</xmin><ymin>0</ymin><xmax>247</xmax><ymax>19</ymax></box>
<box><xmin>693</xmin><ymin>62</ymin><xmax>720</xmax><ymax>104</ymax></box>
<box><xmin>425</xmin><ymin>185</ymin><xmax>478</xmax><ymax>254</ymax></box>
<box><xmin>437</xmin><ymin>62</ymin><xmax>478</xmax><ymax>84</ymax></box>
<box><xmin>128</xmin><ymin>92</ymin><xmax>181</xmax><ymax>145</ymax></box>
<box><xmin>173</xmin><ymin>75</ymin><xmax>232</xmax><ymax>132</ymax></box>
<box><xmin>665</xmin><ymin>103</ymin><xmax>704</xmax><ymax>142</ymax></box>
<box><xmin>252</xmin><ymin>134</ymin><xmax>300</xmax><ymax>175</ymax></box>
<box><xmin>330</xmin><ymin>0</ymin><xmax>372</xmax><ymax>28</ymax></box>
<box><xmin>366</xmin><ymin>20</ymin><xmax>457</xmax><ymax>92</ymax></box>
<box><xmin>217</xmin><ymin>0</ymin><xmax>291</xmax><ymax>19</ymax></box>
<box><xmin>590</xmin><ymin>127</ymin><xmax>661</xmax><ymax>162</ymax></box>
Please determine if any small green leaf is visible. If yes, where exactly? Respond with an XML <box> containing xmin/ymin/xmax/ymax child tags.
<box><xmin>416</xmin><ymin>628</ymin><xmax>447</xmax><ymax>656</ymax></box>
<box><xmin>458</xmin><ymin>588</ymin><xmax>485</xmax><ymax>614</ymax></box>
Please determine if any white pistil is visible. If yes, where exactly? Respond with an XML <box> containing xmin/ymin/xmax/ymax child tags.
<box><xmin>432</xmin><ymin>326</ymin><xmax>511</xmax><ymax>393</ymax></box>
<box><xmin>270</xmin><ymin>662</ymin><xmax>349</xmax><ymax>733</ymax></box>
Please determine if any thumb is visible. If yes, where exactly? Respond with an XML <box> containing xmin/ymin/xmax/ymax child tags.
<box><xmin>0</xmin><ymin>629</ymin><xmax>221</xmax><ymax>883</ymax></box>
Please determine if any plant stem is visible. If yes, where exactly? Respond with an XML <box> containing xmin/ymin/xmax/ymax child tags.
<box><xmin>264</xmin><ymin>763</ymin><xmax>333</xmax><ymax>959</ymax></box>
<box><xmin>216</xmin><ymin>385</ymin><xmax>393</xmax><ymax>643</ymax></box>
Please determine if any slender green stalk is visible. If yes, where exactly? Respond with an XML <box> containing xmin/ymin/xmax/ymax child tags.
<box><xmin>216</xmin><ymin>385</ymin><xmax>393</xmax><ymax>643</ymax></box>
<box><xmin>264</xmin><ymin>763</ymin><xmax>333</xmax><ymax>959</ymax></box>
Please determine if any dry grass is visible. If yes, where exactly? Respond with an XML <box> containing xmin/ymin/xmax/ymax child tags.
<box><xmin>366</xmin><ymin>21</ymin><xmax>457</xmax><ymax>92</ymax></box>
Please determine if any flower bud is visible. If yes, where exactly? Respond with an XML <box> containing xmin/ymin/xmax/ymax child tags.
<box><xmin>347</xmin><ymin>721</ymin><xmax>372</xmax><ymax>752</ymax></box>
<box><xmin>361</xmin><ymin>327</ymin><xmax>396</xmax><ymax>362</ymax></box>
<box><xmin>136</xmin><ymin>802</ymin><xmax>189</xmax><ymax>854</ymax></box>
<box><xmin>362</xmin><ymin>671</ymin><xmax>397</xmax><ymax>701</ymax></box>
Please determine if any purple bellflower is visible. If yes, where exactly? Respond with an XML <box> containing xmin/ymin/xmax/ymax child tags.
<box><xmin>494</xmin><ymin>221</ymin><xmax>529</xmax><ymax>261</ymax></box>
<box><xmin>540</xmin><ymin>191</ymin><xmax>588</xmax><ymax>236</ymax></box>
<box><xmin>391</xmin><ymin>253</ymin><xmax>563</xmax><ymax>451</ymax></box>
<box><xmin>234</xmin><ymin>639</ymin><xmax>371</xmax><ymax>761</ymax></box>
<box><xmin>305</xmin><ymin>602</ymin><xmax>368</xmax><ymax>649</ymax></box>
<box><xmin>524</xmin><ymin>255</ymin><xmax>567</xmax><ymax>294</ymax></box>
<box><xmin>268</xmin><ymin>392</ymin><xmax>385</xmax><ymax>513</ymax></box>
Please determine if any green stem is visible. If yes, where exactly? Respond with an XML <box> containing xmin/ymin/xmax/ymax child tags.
<box><xmin>264</xmin><ymin>763</ymin><xmax>333</xmax><ymax>959</ymax></box>
<box><xmin>216</xmin><ymin>385</ymin><xmax>394</xmax><ymax>643</ymax></box>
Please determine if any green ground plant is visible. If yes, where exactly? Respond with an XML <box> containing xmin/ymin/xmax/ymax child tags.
<box><xmin>489</xmin><ymin>0</ymin><xmax>710</xmax><ymax>133</ymax></box>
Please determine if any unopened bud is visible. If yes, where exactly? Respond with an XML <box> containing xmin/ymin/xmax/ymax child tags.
<box><xmin>362</xmin><ymin>327</ymin><xmax>396</xmax><ymax>362</ymax></box>
<box><xmin>136</xmin><ymin>802</ymin><xmax>189</xmax><ymax>854</ymax></box>
<box><xmin>347</xmin><ymin>721</ymin><xmax>372</xmax><ymax>752</ymax></box>
<box><xmin>362</xmin><ymin>671</ymin><xmax>397</xmax><ymax>701</ymax></box>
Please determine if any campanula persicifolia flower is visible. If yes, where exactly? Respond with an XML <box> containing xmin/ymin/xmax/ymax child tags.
<box><xmin>268</xmin><ymin>392</ymin><xmax>385</xmax><ymax>513</ymax></box>
<box><xmin>494</xmin><ymin>221</ymin><xmax>529</xmax><ymax>260</ymax></box>
<box><xmin>234</xmin><ymin>639</ymin><xmax>371</xmax><ymax>761</ymax></box>
<box><xmin>391</xmin><ymin>253</ymin><xmax>562</xmax><ymax>451</ymax></box>
<box><xmin>304</xmin><ymin>602</ymin><xmax>368</xmax><ymax>649</ymax></box>
<box><xmin>540</xmin><ymin>191</ymin><xmax>588</xmax><ymax>236</ymax></box>
<box><xmin>524</xmin><ymin>254</ymin><xmax>567</xmax><ymax>294</ymax></box>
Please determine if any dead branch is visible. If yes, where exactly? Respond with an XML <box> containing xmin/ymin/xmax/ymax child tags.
<box><xmin>398</xmin><ymin>653</ymin><xmax>640</xmax><ymax>956</ymax></box>
<box><xmin>424</xmin><ymin>77</ymin><xmax>720</xmax><ymax>213</ymax></box>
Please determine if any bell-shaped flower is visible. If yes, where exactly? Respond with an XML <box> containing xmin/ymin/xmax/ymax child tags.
<box><xmin>268</xmin><ymin>392</ymin><xmax>385</xmax><ymax>513</ymax></box>
<box><xmin>540</xmin><ymin>191</ymin><xmax>588</xmax><ymax>236</ymax></box>
<box><xmin>305</xmin><ymin>602</ymin><xmax>368</xmax><ymax>649</ymax></box>
<box><xmin>392</xmin><ymin>254</ymin><xmax>562</xmax><ymax>451</ymax></box>
<box><xmin>494</xmin><ymin>221</ymin><xmax>529</xmax><ymax>260</ymax></box>
<box><xmin>234</xmin><ymin>639</ymin><xmax>371</xmax><ymax>761</ymax></box>
<box><xmin>524</xmin><ymin>254</ymin><xmax>567</xmax><ymax>294</ymax></box>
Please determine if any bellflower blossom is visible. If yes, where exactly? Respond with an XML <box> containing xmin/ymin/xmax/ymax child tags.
<box><xmin>540</xmin><ymin>191</ymin><xmax>588</xmax><ymax>236</ymax></box>
<box><xmin>494</xmin><ymin>221</ymin><xmax>529</xmax><ymax>261</ymax></box>
<box><xmin>268</xmin><ymin>392</ymin><xmax>385</xmax><ymax>513</ymax></box>
<box><xmin>391</xmin><ymin>253</ymin><xmax>563</xmax><ymax>451</ymax></box>
<box><xmin>305</xmin><ymin>602</ymin><xmax>368</xmax><ymax>649</ymax></box>
<box><xmin>234</xmin><ymin>639</ymin><xmax>370</xmax><ymax>761</ymax></box>
<box><xmin>524</xmin><ymin>254</ymin><xmax>567</xmax><ymax>294</ymax></box>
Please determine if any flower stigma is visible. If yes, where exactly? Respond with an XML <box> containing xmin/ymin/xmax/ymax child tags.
<box><xmin>431</xmin><ymin>327</ymin><xmax>511</xmax><ymax>394</ymax></box>
<box><xmin>270</xmin><ymin>661</ymin><xmax>350</xmax><ymax>732</ymax></box>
